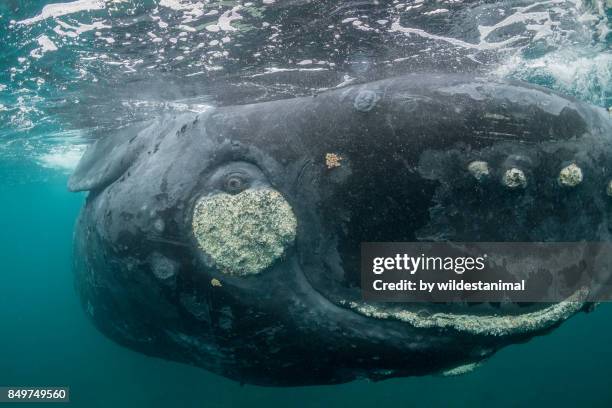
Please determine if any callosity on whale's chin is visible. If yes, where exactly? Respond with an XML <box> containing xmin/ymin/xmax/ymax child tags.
<box><xmin>68</xmin><ymin>74</ymin><xmax>611</xmax><ymax>386</ymax></box>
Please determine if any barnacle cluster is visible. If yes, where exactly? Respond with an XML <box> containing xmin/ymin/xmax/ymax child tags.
<box><xmin>558</xmin><ymin>163</ymin><xmax>583</xmax><ymax>187</ymax></box>
<box><xmin>467</xmin><ymin>160</ymin><xmax>490</xmax><ymax>181</ymax></box>
<box><xmin>192</xmin><ymin>189</ymin><xmax>297</xmax><ymax>276</ymax></box>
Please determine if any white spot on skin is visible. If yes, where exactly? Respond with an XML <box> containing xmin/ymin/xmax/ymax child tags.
<box><xmin>467</xmin><ymin>161</ymin><xmax>490</xmax><ymax>181</ymax></box>
<box><xmin>502</xmin><ymin>168</ymin><xmax>527</xmax><ymax>189</ymax></box>
<box><xmin>558</xmin><ymin>163</ymin><xmax>583</xmax><ymax>187</ymax></box>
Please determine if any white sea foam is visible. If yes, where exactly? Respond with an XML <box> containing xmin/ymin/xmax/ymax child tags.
<box><xmin>30</xmin><ymin>35</ymin><xmax>58</xmax><ymax>58</ymax></box>
<box><xmin>388</xmin><ymin>0</ymin><xmax>599</xmax><ymax>53</ymax></box>
<box><xmin>158</xmin><ymin>0</ymin><xmax>196</xmax><ymax>11</ymax></box>
<box><xmin>496</xmin><ymin>51</ymin><xmax>612</xmax><ymax>106</ymax></box>
<box><xmin>17</xmin><ymin>0</ymin><xmax>105</xmax><ymax>25</ymax></box>
<box><xmin>38</xmin><ymin>145</ymin><xmax>86</xmax><ymax>171</ymax></box>
<box><xmin>424</xmin><ymin>9</ymin><xmax>449</xmax><ymax>15</ymax></box>
<box><xmin>54</xmin><ymin>20</ymin><xmax>110</xmax><ymax>36</ymax></box>
<box><xmin>390</xmin><ymin>21</ymin><xmax>481</xmax><ymax>49</ymax></box>
<box><xmin>217</xmin><ymin>6</ymin><xmax>243</xmax><ymax>32</ymax></box>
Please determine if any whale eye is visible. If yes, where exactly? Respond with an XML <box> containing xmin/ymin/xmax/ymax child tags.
<box><xmin>224</xmin><ymin>174</ymin><xmax>247</xmax><ymax>194</ymax></box>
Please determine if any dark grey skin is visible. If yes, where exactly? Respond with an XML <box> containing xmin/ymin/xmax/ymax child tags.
<box><xmin>69</xmin><ymin>74</ymin><xmax>612</xmax><ymax>386</ymax></box>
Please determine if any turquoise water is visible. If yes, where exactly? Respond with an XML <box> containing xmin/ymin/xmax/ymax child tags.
<box><xmin>1</xmin><ymin>0</ymin><xmax>612</xmax><ymax>406</ymax></box>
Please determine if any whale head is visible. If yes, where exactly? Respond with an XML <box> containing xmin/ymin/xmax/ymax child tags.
<box><xmin>69</xmin><ymin>74</ymin><xmax>611</xmax><ymax>385</ymax></box>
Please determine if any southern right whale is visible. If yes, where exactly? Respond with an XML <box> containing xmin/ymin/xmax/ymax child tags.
<box><xmin>69</xmin><ymin>74</ymin><xmax>612</xmax><ymax>385</ymax></box>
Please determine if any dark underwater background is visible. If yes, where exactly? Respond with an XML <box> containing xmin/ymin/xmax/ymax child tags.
<box><xmin>1</xmin><ymin>0</ymin><xmax>611</xmax><ymax>406</ymax></box>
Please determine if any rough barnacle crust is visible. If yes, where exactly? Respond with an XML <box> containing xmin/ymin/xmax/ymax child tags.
<box><xmin>325</xmin><ymin>153</ymin><xmax>343</xmax><ymax>169</ymax></box>
<box><xmin>502</xmin><ymin>168</ymin><xmax>527</xmax><ymax>189</ymax></box>
<box><xmin>192</xmin><ymin>188</ymin><xmax>297</xmax><ymax>276</ymax></box>
<box><xmin>467</xmin><ymin>160</ymin><xmax>490</xmax><ymax>181</ymax></box>
<box><xmin>346</xmin><ymin>288</ymin><xmax>587</xmax><ymax>336</ymax></box>
<box><xmin>558</xmin><ymin>163</ymin><xmax>583</xmax><ymax>187</ymax></box>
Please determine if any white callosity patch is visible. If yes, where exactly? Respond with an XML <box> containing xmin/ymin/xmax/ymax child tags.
<box><xmin>192</xmin><ymin>189</ymin><xmax>297</xmax><ymax>276</ymax></box>
<box><xmin>502</xmin><ymin>167</ymin><xmax>527</xmax><ymax>189</ymax></box>
<box><xmin>347</xmin><ymin>288</ymin><xmax>587</xmax><ymax>336</ymax></box>
<box><xmin>467</xmin><ymin>160</ymin><xmax>490</xmax><ymax>181</ymax></box>
<box><xmin>440</xmin><ymin>362</ymin><xmax>481</xmax><ymax>377</ymax></box>
<box><xmin>558</xmin><ymin>163</ymin><xmax>583</xmax><ymax>187</ymax></box>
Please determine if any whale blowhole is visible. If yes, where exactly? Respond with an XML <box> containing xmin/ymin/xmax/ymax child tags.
<box><xmin>191</xmin><ymin>188</ymin><xmax>297</xmax><ymax>276</ymax></box>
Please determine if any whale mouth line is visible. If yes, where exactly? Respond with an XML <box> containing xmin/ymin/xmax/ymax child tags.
<box><xmin>338</xmin><ymin>288</ymin><xmax>589</xmax><ymax>336</ymax></box>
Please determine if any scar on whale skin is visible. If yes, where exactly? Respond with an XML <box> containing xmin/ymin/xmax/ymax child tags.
<box><xmin>192</xmin><ymin>189</ymin><xmax>297</xmax><ymax>276</ymax></box>
<box><xmin>353</xmin><ymin>90</ymin><xmax>380</xmax><ymax>112</ymax></box>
